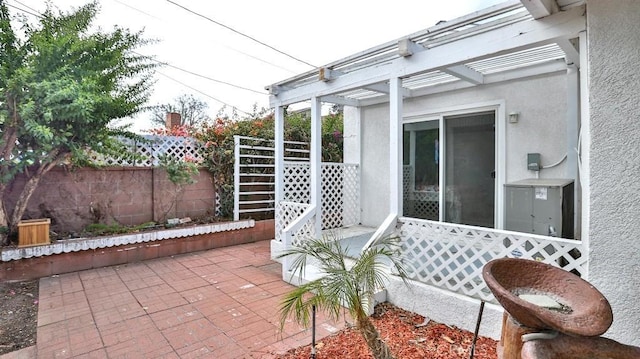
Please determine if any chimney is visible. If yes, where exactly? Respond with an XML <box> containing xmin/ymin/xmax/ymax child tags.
<box><xmin>165</xmin><ymin>112</ymin><xmax>182</xmax><ymax>129</ymax></box>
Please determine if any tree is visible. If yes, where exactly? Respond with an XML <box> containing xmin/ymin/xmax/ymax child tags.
<box><xmin>150</xmin><ymin>94</ymin><xmax>210</xmax><ymax>127</ymax></box>
<box><xmin>0</xmin><ymin>1</ymin><xmax>155</xmax><ymax>244</ymax></box>
<box><xmin>278</xmin><ymin>235</ymin><xmax>409</xmax><ymax>359</ymax></box>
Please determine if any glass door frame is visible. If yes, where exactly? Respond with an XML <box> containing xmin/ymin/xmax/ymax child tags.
<box><xmin>403</xmin><ymin>101</ymin><xmax>506</xmax><ymax>228</ymax></box>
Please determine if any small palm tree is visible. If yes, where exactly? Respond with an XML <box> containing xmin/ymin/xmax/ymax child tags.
<box><xmin>278</xmin><ymin>234</ymin><xmax>409</xmax><ymax>359</ymax></box>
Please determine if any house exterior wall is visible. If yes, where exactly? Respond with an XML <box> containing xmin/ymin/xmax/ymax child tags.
<box><xmin>586</xmin><ymin>0</ymin><xmax>640</xmax><ymax>346</ymax></box>
<box><xmin>352</xmin><ymin>72</ymin><xmax>570</xmax><ymax>228</ymax></box>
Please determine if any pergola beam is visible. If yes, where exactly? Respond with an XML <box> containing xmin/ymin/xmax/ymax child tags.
<box><xmin>319</xmin><ymin>95</ymin><xmax>360</xmax><ymax>107</ymax></box>
<box><xmin>398</xmin><ymin>38</ymin><xmax>424</xmax><ymax>57</ymax></box>
<box><xmin>520</xmin><ymin>0</ymin><xmax>558</xmax><ymax>19</ymax></box>
<box><xmin>358</xmin><ymin>60</ymin><xmax>567</xmax><ymax>107</ymax></box>
<box><xmin>556</xmin><ymin>38</ymin><xmax>580</xmax><ymax>67</ymax></box>
<box><xmin>269</xmin><ymin>5</ymin><xmax>585</xmax><ymax>107</ymax></box>
<box><xmin>363</xmin><ymin>83</ymin><xmax>412</xmax><ymax>98</ymax></box>
<box><xmin>442</xmin><ymin>65</ymin><xmax>485</xmax><ymax>85</ymax></box>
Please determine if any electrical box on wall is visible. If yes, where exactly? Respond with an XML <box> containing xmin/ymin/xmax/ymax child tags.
<box><xmin>505</xmin><ymin>179</ymin><xmax>574</xmax><ymax>239</ymax></box>
<box><xmin>527</xmin><ymin>153</ymin><xmax>541</xmax><ymax>171</ymax></box>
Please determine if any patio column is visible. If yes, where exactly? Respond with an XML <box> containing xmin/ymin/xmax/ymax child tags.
<box><xmin>274</xmin><ymin>106</ymin><xmax>284</xmax><ymax>210</ymax></box>
<box><xmin>389</xmin><ymin>77</ymin><xmax>403</xmax><ymax>215</ymax></box>
<box><xmin>310</xmin><ymin>97</ymin><xmax>322</xmax><ymax>237</ymax></box>
<box><xmin>566</xmin><ymin>64</ymin><xmax>579</xmax><ymax>237</ymax></box>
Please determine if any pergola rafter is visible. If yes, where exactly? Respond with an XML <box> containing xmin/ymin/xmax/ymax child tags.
<box><xmin>267</xmin><ymin>0</ymin><xmax>586</xmax><ymax>108</ymax></box>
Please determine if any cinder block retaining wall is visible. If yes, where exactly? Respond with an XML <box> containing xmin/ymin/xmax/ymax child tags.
<box><xmin>0</xmin><ymin>219</ymin><xmax>274</xmax><ymax>281</ymax></box>
<box><xmin>5</xmin><ymin>167</ymin><xmax>216</xmax><ymax>234</ymax></box>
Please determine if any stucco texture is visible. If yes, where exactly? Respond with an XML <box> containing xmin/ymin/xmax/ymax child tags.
<box><xmin>354</xmin><ymin>73</ymin><xmax>570</xmax><ymax>227</ymax></box>
<box><xmin>586</xmin><ymin>0</ymin><xmax>640</xmax><ymax>346</ymax></box>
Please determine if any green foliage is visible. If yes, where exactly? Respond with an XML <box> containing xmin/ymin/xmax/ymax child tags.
<box><xmin>277</xmin><ymin>234</ymin><xmax>409</xmax><ymax>359</ymax></box>
<box><xmin>149</xmin><ymin>104</ymin><xmax>344</xmax><ymax>219</ymax></box>
<box><xmin>194</xmin><ymin>111</ymin><xmax>343</xmax><ymax>217</ymax></box>
<box><xmin>84</xmin><ymin>222</ymin><xmax>156</xmax><ymax>236</ymax></box>
<box><xmin>0</xmin><ymin>1</ymin><xmax>156</xmax><ymax>236</ymax></box>
<box><xmin>0</xmin><ymin>1</ymin><xmax>155</xmax><ymax>179</ymax></box>
<box><xmin>158</xmin><ymin>154</ymin><xmax>199</xmax><ymax>187</ymax></box>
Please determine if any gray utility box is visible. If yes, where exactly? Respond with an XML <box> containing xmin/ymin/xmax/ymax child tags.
<box><xmin>505</xmin><ymin>179</ymin><xmax>574</xmax><ymax>239</ymax></box>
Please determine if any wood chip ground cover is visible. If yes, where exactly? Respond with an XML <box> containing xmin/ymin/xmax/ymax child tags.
<box><xmin>276</xmin><ymin>302</ymin><xmax>497</xmax><ymax>359</ymax></box>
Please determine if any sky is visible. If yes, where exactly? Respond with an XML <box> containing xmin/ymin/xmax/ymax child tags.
<box><xmin>7</xmin><ymin>0</ymin><xmax>505</xmax><ymax>132</ymax></box>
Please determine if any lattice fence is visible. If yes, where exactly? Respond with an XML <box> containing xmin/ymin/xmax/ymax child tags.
<box><xmin>321</xmin><ymin>163</ymin><xmax>360</xmax><ymax>229</ymax></box>
<box><xmin>283</xmin><ymin>162</ymin><xmax>312</xmax><ymax>204</ymax></box>
<box><xmin>90</xmin><ymin>135</ymin><xmax>202</xmax><ymax>167</ymax></box>
<box><xmin>283</xmin><ymin>162</ymin><xmax>359</xmax><ymax>230</ymax></box>
<box><xmin>396</xmin><ymin>217</ymin><xmax>588</xmax><ymax>303</ymax></box>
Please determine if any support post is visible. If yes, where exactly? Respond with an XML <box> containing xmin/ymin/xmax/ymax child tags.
<box><xmin>274</xmin><ymin>106</ymin><xmax>285</xmax><ymax>218</ymax></box>
<box><xmin>578</xmin><ymin>30</ymin><xmax>590</xmax><ymax>252</ymax></box>
<box><xmin>233</xmin><ymin>135</ymin><xmax>240</xmax><ymax>221</ymax></box>
<box><xmin>389</xmin><ymin>77</ymin><xmax>403</xmax><ymax>215</ymax></box>
<box><xmin>310</xmin><ymin>97</ymin><xmax>323</xmax><ymax>237</ymax></box>
<box><xmin>566</xmin><ymin>64</ymin><xmax>580</xmax><ymax>237</ymax></box>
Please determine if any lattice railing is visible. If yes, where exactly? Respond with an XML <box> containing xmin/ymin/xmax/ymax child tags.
<box><xmin>275</xmin><ymin>202</ymin><xmax>310</xmax><ymax>242</ymax></box>
<box><xmin>276</xmin><ymin>202</ymin><xmax>317</xmax><ymax>248</ymax></box>
<box><xmin>91</xmin><ymin>135</ymin><xmax>202</xmax><ymax>167</ymax></box>
<box><xmin>396</xmin><ymin>217</ymin><xmax>588</xmax><ymax>303</ymax></box>
<box><xmin>283</xmin><ymin>162</ymin><xmax>359</xmax><ymax>230</ymax></box>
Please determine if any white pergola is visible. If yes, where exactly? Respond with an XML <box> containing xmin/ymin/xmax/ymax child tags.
<box><xmin>268</xmin><ymin>0</ymin><xmax>586</xmax><ymax>243</ymax></box>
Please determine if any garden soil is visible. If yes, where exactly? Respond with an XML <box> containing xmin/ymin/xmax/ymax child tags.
<box><xmin>0</xmin><ymin>279</ymin><xmax>38</xmax><ymax>355</ymax></box>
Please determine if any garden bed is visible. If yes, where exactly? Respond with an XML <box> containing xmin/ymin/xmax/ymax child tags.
<box><xmin>0</xmin><ymin>219</ymin><xmax>274</xmax><ymax>281</ymax></box>
<box><xmin>277</xmin><ymin>302</ymin><xmax>497</xmax><ymax>359</ymax></box>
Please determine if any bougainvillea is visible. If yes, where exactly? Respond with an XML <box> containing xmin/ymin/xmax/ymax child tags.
<box><xmin>149</xmin><ymin>109</ymin><xmax>344</xmax><ymax>219</ymax></box>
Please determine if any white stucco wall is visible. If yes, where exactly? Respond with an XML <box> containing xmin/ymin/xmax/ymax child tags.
<box><xmin>386</xmin><ymin>278</ymin><xmax>504</xmax><ymax>340</ymax></box>
<box><xmin>359</xmin><ymin>103</ymin><xmax>393</xmax><ymax>226</ymax></box>
<box><xmin>349</xmin><ymin>73</ymin><xmax>570</xmax><ymax>227</ymax></box>
<box><xmin>586</xmin><ymin>0</ymin><xmax>640</xmax><ymax>346</ymax></box>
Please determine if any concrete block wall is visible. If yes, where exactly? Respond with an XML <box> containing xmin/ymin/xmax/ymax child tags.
<box><xmin>5</xmin><ymin>167</ymin><xmax>216</xmax><ymax>234</ymax></box>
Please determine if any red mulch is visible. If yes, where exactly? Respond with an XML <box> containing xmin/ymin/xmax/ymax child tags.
<box><xmin>276</xmin><ymin>302</ymin><xmax>497</xmax><ymax>359</ymax></box>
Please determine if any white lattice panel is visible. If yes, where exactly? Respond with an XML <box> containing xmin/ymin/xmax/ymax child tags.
<box><xmin>276</xmin><ymin>202</ymin><xmax>316</xmax><ymax>247</ymax></box>
<box><xmin>396</xmin><ymin>217</ymin><xmax>588</xmax><ymax>303</ymax></box>
<box><xmin>283</xmin><ymin>163</ymin><xmax>311</xmax><ymax>204</ymax></box>
<box><xmin>321</xmin><ymin>164</ymin><xmax>360</xmax><ymax>229</ymax></box>
<box><xmin>275</xmin><ymin>202</ymin><xmax>310</xmax><ymax>242</ymax></box>
<box><xmin>341</xmin><ymin>164</ymin><xmax>360</xmax><ymax>227</ymax></box>
<box><xmin>403</xmin><ymin>166</ymin><xmax>413</xmax><ymax>196</ymax></box>
<box><xmin>404</xmin><ymin>191</ymin><xmax>439</xmax><ymax>220</ymax></box>
<box><xmin>283</xmin><ymin>163</ymin><xmax>360</xmax><ymax>231</ymax></box>
<box><xmin>290</xmin><ymin>213</ymin><xmax>316</xmax><ymax>247</ymax></box>
<box><xmin>91</xmin><ymin>135</ymin><xmax>203</xmax><ymax>167</ymax></box>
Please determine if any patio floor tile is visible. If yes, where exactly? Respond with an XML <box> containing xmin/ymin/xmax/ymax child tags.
<box><xmin>1</xmin><ymin>240</ymin><xmax>348</xmax><ymax>359</ymax></box>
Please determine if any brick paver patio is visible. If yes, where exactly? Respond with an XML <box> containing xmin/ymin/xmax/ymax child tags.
<box><xmin>2</xmin><ymin>240</ymin><xmax>346</xmax><ymax>358</ymax></box>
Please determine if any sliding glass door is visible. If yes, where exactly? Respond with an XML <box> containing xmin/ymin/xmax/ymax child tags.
<box><xmin>403</xmin><ymin>110</ymin><xmax>496</xmax><ymax>228</ymax></box>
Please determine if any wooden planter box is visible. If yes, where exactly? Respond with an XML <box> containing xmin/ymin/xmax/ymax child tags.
<box><xmin>18</xmin><ymin>218</ymin><xmax>51</xmax><ymax>247</ymax></box>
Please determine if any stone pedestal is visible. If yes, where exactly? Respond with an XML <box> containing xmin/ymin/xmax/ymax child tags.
<box><xmin>498</xmin><ymin>313</ymin><xmax>537</xmax><ymax>359</ymax></box>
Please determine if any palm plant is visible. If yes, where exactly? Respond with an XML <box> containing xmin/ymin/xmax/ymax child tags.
<box><xmin>278</xmin><ymin>234</ymin><xmax>410</xmax><ymax>359</ymax></box>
